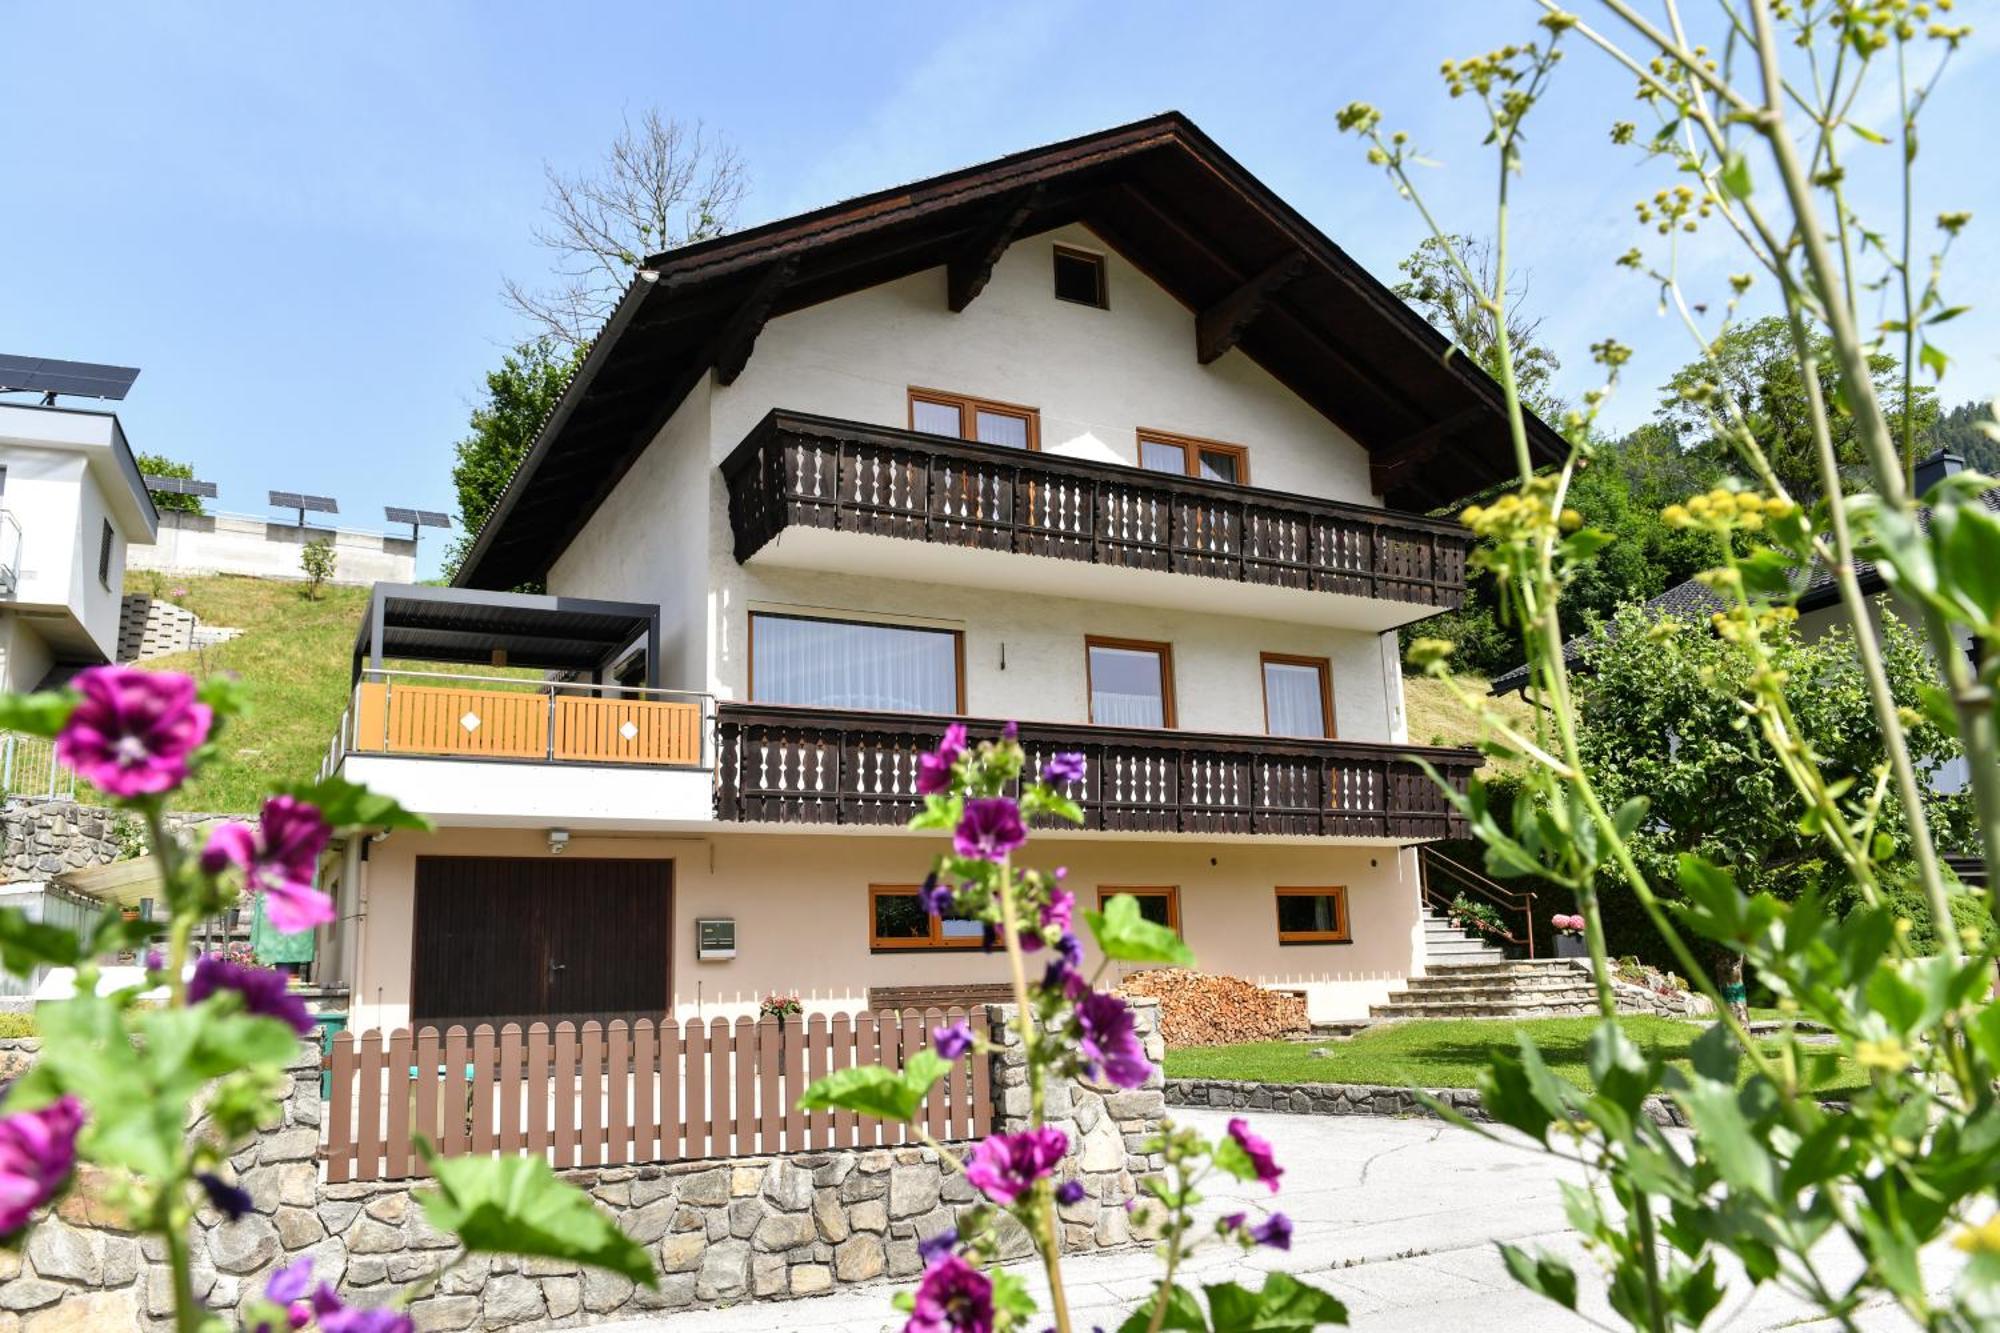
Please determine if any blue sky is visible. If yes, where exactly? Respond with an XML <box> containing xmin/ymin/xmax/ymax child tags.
<box><xmin>6</xmin><ymin>3</ymin><xmax>1996</xmax><ymax>580</ymax></box>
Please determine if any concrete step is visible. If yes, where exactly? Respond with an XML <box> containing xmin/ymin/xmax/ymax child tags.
<box><xmin>1424</xmin><ymin>960</ymin><xmax>1589</xmax><ymax>978</ymax></box>
<box><xmin>1400</xmin><ymin>973</ymin><xmax>1597</xmax><ymax>994</ymax></box>
<box><xmin>1369</xmin><ymin>997</ymin><xmax>1598</xmax><ymax>1019</ymax></box>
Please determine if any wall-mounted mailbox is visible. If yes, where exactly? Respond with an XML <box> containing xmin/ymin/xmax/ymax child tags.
<box><xmin>696</xmin><ymin>918</ymin><xmax>736</xmax><ymax>961</ymax></box>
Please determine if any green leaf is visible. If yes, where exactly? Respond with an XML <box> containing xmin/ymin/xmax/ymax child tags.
<box><xmin>1584</xmin><ymin>1019</ymin><xmax>1655</xmax><ymax>1119</ymax></box>
<box><xmin>1719</xmin><ymin>150</ymin><xmax>1753</xmax><ymax>200</ymax></box>
<box><xmin>1665</xmin><ymin>1070</ymin><xmax>1777</xmax><ymax>1204</ymax></box>
<box><xmin>0</xmin><ymin>691</ymin><xmax>76</xmax><ymax>738</ymax></box>
<box><xmin>1498</xmin><ymin>1243</ymin><xmax>1577</xmax><ymax>1309</ymax></box>
<box><xmin>1085</xmin><ymin>894</ymin><xmax>1195</xmax><ymax>966</ymax></box>
<box><xmin>0</xmin><ymin>907</ymin><xmax>81</xmax><ymax>977</ymax></box>
<box><xmin>1204</xmin><ymin>1271</ymin><xmax>1348</xmax><ymax>1331</ymax></box>
<box><xmin>990</xmin><ymin>1269</ymin><xmax>1042</xmax><ymax>1322</ymax></box>
<box><xmin>1116</xmin><ymin>1283</ymin><xmax>1210</xmax><ymax>1333</ymax></box>
<box><xmin>796</xmin><ymin>1051</ymin><xmax>948</xmax><ymax>1123</ymax></box>
<box><xmin>416</xmin><ymin>1149</ymin><xmax>656</xmax><ymax>1285</ymax></box>
<box><xmin>1918</xmin><ymin>341</ymin><xmax>1948</xmax><ymax>380</ymax></box>
<box><xmin>1688</xmin><ymin>1021</ymin><xmax>1739</xmax><ymax>1086</ymax></box>
<box><xmin>1210</xmin><ymin>1128</ymin><xmax>1266</xmax><ymax>1187</ymax></box>
<box><xmin>1611</xmin><ymin>796</ymin><xmax>1650</xmax><ymax>840</ymax></box>
<box><xmin>277</xmin><ymin>775</ymin><xmax>432</xmax><ymax>832</ymax></box>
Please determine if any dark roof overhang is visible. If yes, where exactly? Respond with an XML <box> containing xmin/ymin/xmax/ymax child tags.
<box><xmin>455</xmin><ymin>111</ymin><xmax>1568</xmax><ymax>591</ymax></box>
<box><xmin>352</xmin><ymin>583</ymin><xmax>661</xmax><ymax>687</ymax></box>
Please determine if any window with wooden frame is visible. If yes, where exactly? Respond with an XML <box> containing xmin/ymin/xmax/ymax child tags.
<box><xmin>1052</xmin><ymin>245</ymin><xmax>1108</xmax><ymax>308</ymax></box>
<box><xmin>908</xmin><ymin>388</ymin><xmax>1040</xmax><ymax>451</ymax></box>
<box><xmin>1261</xmin><ymin>653</ymin><xmax>1335</xmax><ymax>739</ymax></box>
<box><xmin>1136</xmin><ymin>429</ymin><xmax>1250</xmax><ymax>486</ymax></box>
<box><xmin>1274</xmin><ymin>887</ymin><xmax>1350</xmax><ymax>944</ymax></box>
<box><xmin>869</xmin><ymin>885</ymin><xmax>985</xmax><ymax>951</ymax></box>
<box><xmin>1085</xmin><ymin>636</ymin><xmax>1176</xmax><ymax>728</ymax></box>
<box><xmin>1098</xmin><ymin>887</ymin><xmax>1181</xmax><ymax>936</ymax></box>
<box><xmin>749</xmin><ymin>611</ymin><xmax>965</xmax><ymax>714</ymax></box>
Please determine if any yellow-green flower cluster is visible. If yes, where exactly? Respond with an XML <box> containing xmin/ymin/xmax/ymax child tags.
<box><xmin>1833</xmin><ymin>0</ymin><xmax>1969</xmax><ymax>49</ymax></box>
<box><xmin>1708</xmin><ymin>602</ymin><xmax>1799</xmax><ymax>645</ymax></box>
<box><xmin>1663</xmin><ymin>488</ymin><xmax>1796</xmax><ymax>532</ymax></box>
<box><xmin>1459</xmin><ymin>484</ymin><xmax>1579</xmax><ymax>543</ymax></box>
<box><xmin>1635</xmin><ymin>182</ymin><xmax>1714</xmax><ymax>235</ymax></box>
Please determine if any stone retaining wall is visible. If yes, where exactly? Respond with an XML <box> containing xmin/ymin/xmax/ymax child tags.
<box><xmin>1164</xmin><ymin>1076</ymin><xmax>1687</xmax><ymax>1128</ymax></box>
<box><xmin>4</xmin><ymin>1004</ymin><xmax>1166</xmax><ymax>1331</ymax></box>
<box><xmin>2</xmin><ymin>803</ymin><xmax>236</xmax><ymax>883</ymax></box>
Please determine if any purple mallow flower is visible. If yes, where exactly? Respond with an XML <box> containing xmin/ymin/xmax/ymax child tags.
<box><xmin>202</xmin><ymin>796</ymin><xmax>334</xmax><ymax>935</ymax></box>
<box><xmin>1074</xmin><ymin>990</ymin><xmax>1154</xmax><ymax>1089</ymax></box>
<box><xmin>1251</xmin><ymin>1212</ymin><xmax>1293</xmax><ymax>1250</ymax></box>
<box><xmin>313</xmin><ymin>1284</ymin><xmax>415</xmax><ymax>1333</ymax></box>
<box><xmin>953</xmin><ymin>798</ymin><xmax>1026</xmax><ymax>862</ymax></box>
<box><xmin>1040</xmin><ymin>885</ymin><xmax>1074</xmax><ymax>935</ymax></box>
<box><xmin>917</xmin><ymin>1227</ymin><xmax>958</xmax><ymax>1266</ymax></box>
<box><xmin>932</xmin><ymin>1022</ymin><xmax>975</xmax><ymax>1060</ymax></box>
<box><xmin>1040</xmin><ymin>752</ymin><xmax>1086</xmax><ymax>786</ymax></box>
<box><xmin>199</xmin><ymin>1171</ymin><xmax>254</xmax><ymax>1220</ymax></box>
<box><xmin>917</xmin><ymin>724</ymin><xmax>969</xmax><ymax>796</ymax></box>
<box><xmin>918</xmin><ymin>873</ymin><xmax>955</xmax><ymax>918</ymax></box>
<box><xmin>55</xmin><ymin>666</ymin><xmax>213</xmax><ymax>797</ymax></box>
<box><xmin>1226</xmin><ymin>1118</ymin><xmax>1284</xmax><ymax>1192</ymax></box>
<box><xmin>1054</xmin><ymin>1178</ymin><xmax>1086</xmax><ymax>1206</ymax></box>
<box><xmin>188</xmin><ymin>954</ymin><xmax>316</xmax><ymax>1036</ymax></box>
<box><xmin>0</xmin><ymin>1095</ymin><xmax>84</xmax><ymax>1236</ymax></box>
<box><xmin>906</xmin><ymin>1253</ymin><xmax>994</xmax><ymax>1333</ymax></box>
<box><xmin>963</xmin><ymin>1127</ymin><xmax>1068</xmax><ymax>1205</ymax></box>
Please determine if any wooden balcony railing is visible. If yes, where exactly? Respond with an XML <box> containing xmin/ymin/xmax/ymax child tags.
<box><xmin>722</xmin><ymin>410</ymin><xmax>1474</xmax><ymax>610</ymax></box>
<box><xmin>346</xmin><ymin>671</ymin><xmax>709</xmax><ymax>768</ymax></box>
<box><xmin>713</xmin><ymin>704</ymin><xmax>1476</xmax><ymax>841</ymax></box>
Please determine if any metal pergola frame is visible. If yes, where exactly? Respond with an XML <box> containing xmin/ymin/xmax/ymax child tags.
<box><xmin>349</xmin><ymin>583</ymin><xmax>662</xmax><ymax>688</ymax></box>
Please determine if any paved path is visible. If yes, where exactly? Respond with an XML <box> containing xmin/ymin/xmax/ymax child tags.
<box><xmin>594</xmin><ymin>1109</ymin><xmax>1935</xmax><ymax>1332</ymax></box>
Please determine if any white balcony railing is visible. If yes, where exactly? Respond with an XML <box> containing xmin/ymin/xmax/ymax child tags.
<box><xmin>0</xmin><ymin>509</ymin><xmax>21</xmax><ymax>597</ymax></box>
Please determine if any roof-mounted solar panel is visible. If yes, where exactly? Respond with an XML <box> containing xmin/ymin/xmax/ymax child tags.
<box><xmin>386</xmin><ymin>506</ymin><xmax>451</xmax><ymax>528</ymax></box>
<box><xmin>269</xmin><ymin>491</ymin><xmax>337</xmax><ymax>514</ymax></box>
<box><xmin>0</xmin><ymin>354</ymin><xmax>141</xmax><ymax>403</ymax></box>
<box><xmin>143</xmin><ymin>474</ymin><xmax>218</xmax><ymax>498</ymax></box>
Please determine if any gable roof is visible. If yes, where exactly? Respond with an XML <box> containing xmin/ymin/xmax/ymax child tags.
<box><xmin>454</xmin><ymin>111</ymin><xmax>1568</xmax><ymax>591</ymax></box>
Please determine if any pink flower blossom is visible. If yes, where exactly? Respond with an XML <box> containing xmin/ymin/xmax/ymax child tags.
<box><xmin>906</xmin><ymin>1253</ymin><xmax>993</xmax><ymax>1333</ymax></box>
<box><xmin>0</xmin><ymin>1096</ymin><xmax>84</xmax><ymax>1236</ymax></box>
<box><xmin>1074</xmin><ymin>988</ymin><xmax>1153</xmax><ymax>1088</ymax></box>
<box><xmin>953</xmin><ymin>798</ymin><xmax>1025</xmax><ymax>862</ymax></box>
<box><xmin>55</xmin><ymin>666</ymin><xmax>212</xmax><ymax>797</ymax></box>
<box><xmin>312</xmin><ymin>1283</ymin><xmax>414</xmax><ymax>1333</ymax></box>
<box><xmin>963</xmin><ymin>1126</ymin><xmax>1068</xmax><ymax>1205</ymax></box>
<box><xmin>1226</xmin><ymin>1117</ymin><xmax>1284</xmax><ymax>1192</ymax></box>
<box><xmin>201</xmin><ymin>797</ymin><xmax>333</xmax><ymax>934</ymax></box>
<box><xmin>189</xmin><ymin>954</ymin><xmax>315</xmax><ymax>1035</ymax></box>
<box><xmin>917</xmin><ymin>724</ymin><xmax>968</xmax><ymax>796</ymax></box>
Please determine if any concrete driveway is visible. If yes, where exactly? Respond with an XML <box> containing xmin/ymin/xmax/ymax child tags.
<box><xmin>595</xmin><ymin>1108</ymin><xmax>1934</xmax><ymax>1331</ymax></box>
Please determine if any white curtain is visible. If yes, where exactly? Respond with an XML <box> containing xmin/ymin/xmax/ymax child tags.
<box><xmin>753</xmin><ymin>615</ymin><xmax>957</xmax><ymax>713</ymax></box>
<box><xmin>1263</xmin><ymin>662</ymin><xmax>1327</xmax><ymax>737</ymax></box>
<box><xmin>1090</xmin><ymin>646</ymin><xmax>1166</xmax><ymax>727</ymax></box>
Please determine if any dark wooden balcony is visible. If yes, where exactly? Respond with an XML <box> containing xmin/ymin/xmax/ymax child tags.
<box><xmin>713</xmin><ymin>703</ymin><xmax>1476</xmax><ymax>841</ymax></box>
<box><xmin>721</xmin><ymin>411</ymin><xmax>1473</xmax><ymax>614</ymax></box>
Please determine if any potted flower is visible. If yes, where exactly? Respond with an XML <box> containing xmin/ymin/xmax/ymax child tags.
<box><xmin>1551</xmin><ymin>913</ymin><xmax>1587</xmax><ymax>958</ymax></box>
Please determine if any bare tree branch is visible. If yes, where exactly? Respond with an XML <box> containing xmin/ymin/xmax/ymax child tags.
<box><xmin>503</xmin><ymin>109</ymin><xmax>749</xmax><ymax>348</ymax></box>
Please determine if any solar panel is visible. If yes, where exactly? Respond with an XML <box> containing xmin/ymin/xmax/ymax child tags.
<box><xmin>386</xmin><ymin>506</ymin><xmax>451</xmax><ymax>528</ymax></box>
<box><xmin>269</xmin><ymin>491</ymin><xmax>337</xmax><ymax>514</ymax></box>
<box><xmin>0</xmin><ymin>354</ymin><xmax>141</xmax><ymax>402</ymax></box>
<box><xmin>143</xmin><ymin>475</ymin><xmax>219</xmax><ymax>498</ymax></box>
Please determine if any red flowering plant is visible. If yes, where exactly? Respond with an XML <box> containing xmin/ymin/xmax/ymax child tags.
<box><xmin>800</xmin><ymin>725</ymin><xmax>1346</xmax><ymax>1333</ymax></box>
<box><xmin>0</xmin><ymin>668</ymin><xmax>655</xmax><ymax>1333</ymax></box>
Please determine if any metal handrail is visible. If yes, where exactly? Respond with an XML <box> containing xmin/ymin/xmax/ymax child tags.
<box><xmin>1420</xmin><ymin>845</ymin><xmax>1538</xmax><ymax>958</ymax></box>
<box><xmin>338</xmin><ymin>669</ymin><xmax>716</xmax><ymax>771</ymax></box>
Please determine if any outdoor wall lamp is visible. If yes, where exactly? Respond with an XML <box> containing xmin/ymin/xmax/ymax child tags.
<box><xmin>547</xmin><ymin>828</ymin><xmax>570</xmax><ymax>855</ymax></box>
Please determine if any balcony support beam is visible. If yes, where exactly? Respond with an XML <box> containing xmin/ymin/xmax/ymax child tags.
<box><xmin>947</xmin><ymin>185</ymin><xmax>1045</xmax><ymax>313</ymax></box>
<box><xmin>1369</xmin><ymin>407</ymin><xmax>1487</xmax><ymax>496</ymax></box>
<box><xmin>711</xmin><ymin>257</ymin><xmax>799</xmax><ymax>387</ymax></box>
<box><xmin>1196</xmin><ymin>252</ymin><xmax>1308</xmax><ymax>365</ymax></box>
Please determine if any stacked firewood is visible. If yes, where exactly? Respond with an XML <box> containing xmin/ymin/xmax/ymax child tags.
<box><xmin>1118</xmin><ymin>969</ymin><xmax>1309</xmax><ymax>1047</ymax></box>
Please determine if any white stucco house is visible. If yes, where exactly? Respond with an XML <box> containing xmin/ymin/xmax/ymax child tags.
<box><xmin>0</xmin><ymin>398</ymin><xmax>158</xmax><ymax>694</ymax></box>
<box><xmin>313</xmin><ymin>114</ymin><xmax>1565</xmax><ymax>1032</ymax></box>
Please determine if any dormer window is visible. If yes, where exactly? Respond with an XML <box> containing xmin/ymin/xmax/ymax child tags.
<box><xmin>1052</xmin><ymin>246</ymin><xmax>1107</xmax><ymax>308</ymax></box>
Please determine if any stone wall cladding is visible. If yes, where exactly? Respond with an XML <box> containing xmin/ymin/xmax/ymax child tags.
<box><xmin>8</xmin><ymin>1004</ymin><xmax>1169</xmax><ymax>1331</ymax></box>
<box><xmin>117</xmin><ymin>595</ymin><xmax>199</xmax><ymax>662</ymax></box>
<box><xmin>2</xmin><ymin>803</ymin><xmax>227</xmax><ymax>882</ymax></box>
<box><xmin>1164</xmin><ymin>1076</ymin><xmax>1688</xmax><ymax>1128</ymax></box>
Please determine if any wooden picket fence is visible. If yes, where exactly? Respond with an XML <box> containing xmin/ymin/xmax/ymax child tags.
<box><xmin>322</xmin><ymin>1010</ymin><xmax>992</xmax><ymax>1183</ymax></box>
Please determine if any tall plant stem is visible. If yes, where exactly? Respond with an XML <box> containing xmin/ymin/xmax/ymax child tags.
<box><xmin>995</xmin><ymin>856</ymin><xmax>1073</xmax><ymax>1333</ymax></box>
<box><xmin>164</xmin><ymin>1209</ymin><xmax>202</xmax><ymax>1333</ymax></box>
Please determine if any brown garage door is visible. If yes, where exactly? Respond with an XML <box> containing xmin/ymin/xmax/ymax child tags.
<box><xmin>410</xmin><ymin>857</ymin><xmax>671</xmax><ymax>1026</ymax></box>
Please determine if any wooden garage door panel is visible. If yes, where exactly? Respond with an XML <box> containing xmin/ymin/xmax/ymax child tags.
<box><xmin>411</xmin><ymin>857</ymin><xmax>671</xmax><ymax>1025</ymax></box>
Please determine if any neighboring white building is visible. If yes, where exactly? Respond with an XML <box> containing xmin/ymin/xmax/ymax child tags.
<box><xmin>316</xmin><ymin>115</ymin><xmax>1565</xmax><ymax>1031</ymax></box>
<box><xmin>127</xmin><ymin>510</ymin><xmax>416</xmax><ymax>586</ymax></box>
<box><xmin>0</xmin><ymin>401</ymin><xmax>159</xmax><ymax>693</ymax></box>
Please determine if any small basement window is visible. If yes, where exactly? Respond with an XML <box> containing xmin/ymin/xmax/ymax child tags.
<box><xmin>1052</xmin><ymin>246</ymin><xmax>1107</xmax><ymax>308</ymax></box>
<box><xmin>1275</xmin><ymin>887</ymin><xmax>1350</xmax><ymax>944</ymax></box>
<box><xmin>870</xmin><ymin>885</ymin><xmax>985</xmax><ymax>951</ymax></box>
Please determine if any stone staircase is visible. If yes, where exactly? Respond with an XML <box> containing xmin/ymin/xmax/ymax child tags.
<box><xmin>1368</xmin><ymin>911</ymin><xmax>1599</xmax><ymax>1019</ymax></box>
<box><xmin>1423</xmin><ymin>906</ymin><xmax>1511</xmax><ymax>964</ymax></box>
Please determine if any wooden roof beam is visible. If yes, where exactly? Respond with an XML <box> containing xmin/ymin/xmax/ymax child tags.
<box><xmin>1369</xmin><ymin>406</ymin><xmax>1486</xmax><ymax>495</ymax></box>
<box><xmin>1196</xmin><ymin>252</ymin><xmax>1307</xmax><ymax>365</ymax></box>
<box><xmin>947</xmin><ymin>185</ymin><xmax>1045</xmax><ymax>312</ymax></box>
<box><xmin>712</xmin><ymin>256</ymin><xmax>799</xmax><ymax>386</ymax></box>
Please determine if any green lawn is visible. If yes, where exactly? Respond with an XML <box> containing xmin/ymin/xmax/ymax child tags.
<box><xmin>123</xmin><ymin>573</ymin><xmax>375</xmax><ymax>813</ymax></box>
<box><xmin>1165</xmin><ymin>1016</ymin><xmax>1864</xmax><ymax>1096</ymax></box>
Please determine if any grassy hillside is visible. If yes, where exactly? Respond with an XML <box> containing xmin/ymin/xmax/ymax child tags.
<box><xmin>127</xmin><ymin>573</ymin><xmax>371</xmax><ymax>813</ymax></box>
<box><xmin>1402</xmin><ymin>670</ymin><xmax>1533</xmax><ymax>761</ymax></box>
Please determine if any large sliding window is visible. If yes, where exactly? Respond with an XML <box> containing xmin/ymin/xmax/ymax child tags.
<box><xmin>750</xmin><ymin>613</ymin><xmax>963</xmax><ymax>714</ymax></box>
<box><xmin>1086</xmin><ymin>637</ymin><xmax>1175</xmax><ymax>728</ymax></box>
